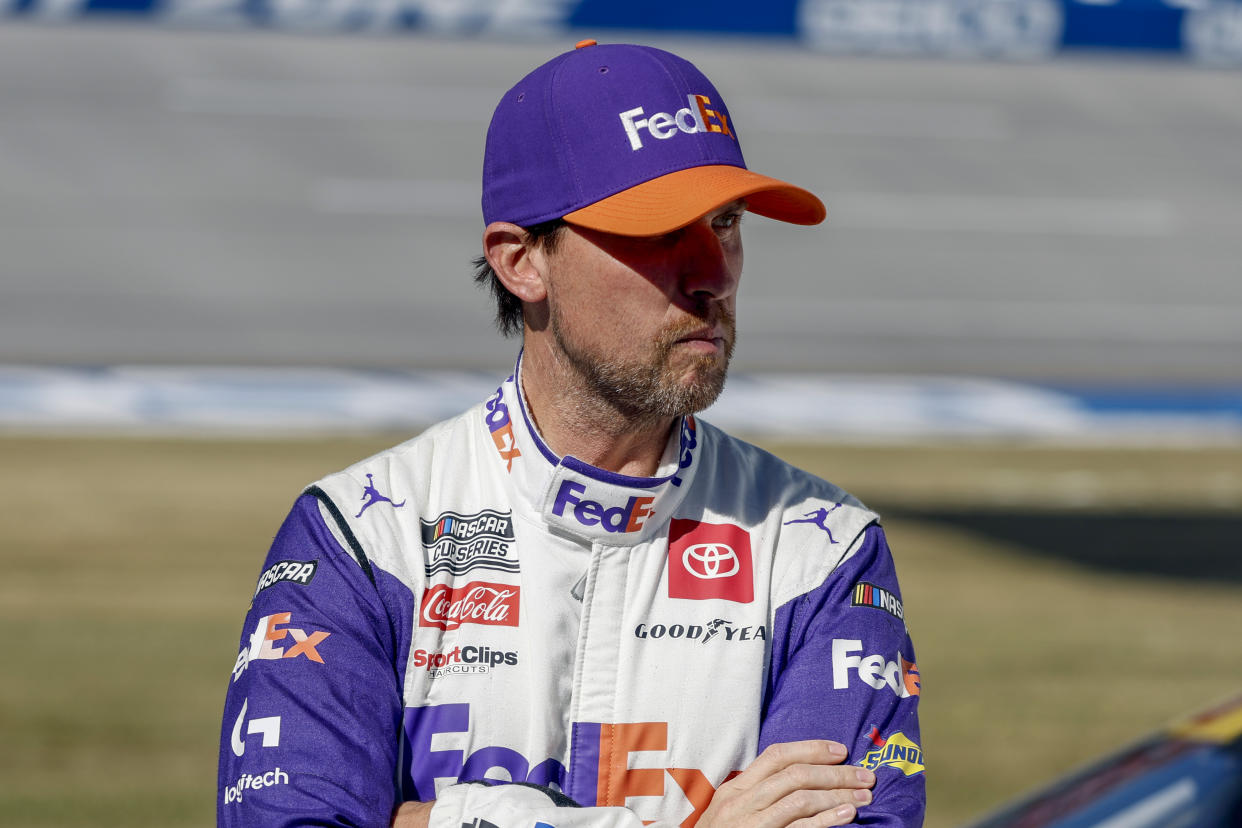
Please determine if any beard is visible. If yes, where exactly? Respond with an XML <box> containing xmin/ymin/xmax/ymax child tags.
<box><xmin>549</xmin><ymin>301</ymin><xmax>736</xmax><ymax>422</ymax></box>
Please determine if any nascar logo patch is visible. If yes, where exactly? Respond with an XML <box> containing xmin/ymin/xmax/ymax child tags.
<box><xmin>852</xmin><ymin>581</ymin><xmax>905</xmax><ymax>627</ymax></box>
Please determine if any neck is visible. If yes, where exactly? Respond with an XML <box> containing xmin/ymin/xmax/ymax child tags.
<box><xmin>519</xmin><ymin>341</ymin><xmax>675</xmax><ymax>478</ymax></box>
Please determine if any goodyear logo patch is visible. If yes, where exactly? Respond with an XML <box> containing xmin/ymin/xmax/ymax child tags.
<box><xmin>860</xmin><ymin>732</ymin><xmax>924</xmax><ymax>777</ymax></box>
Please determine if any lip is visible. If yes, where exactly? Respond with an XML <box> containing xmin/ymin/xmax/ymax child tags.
<box><xmin>673</xmin><ymin>328</ymin><xmax>726</xmax><ymax>355</ymax></box>
<box><xmin>675</xmin><ymin>326</ymin><xmax>723</xmax><ymax>344</ymax></box>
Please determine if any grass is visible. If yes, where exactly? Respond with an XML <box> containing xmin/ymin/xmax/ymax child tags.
<box><xmin>2</xmin><ymin>435</ymin><xmax>1239</xmax><ymax>827</ymax></box>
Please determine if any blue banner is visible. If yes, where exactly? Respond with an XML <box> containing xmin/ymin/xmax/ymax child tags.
<box><xmin>6</xmin><ymin>0</ymin><xmax>1242</xmax><ymax>64</ymax></box>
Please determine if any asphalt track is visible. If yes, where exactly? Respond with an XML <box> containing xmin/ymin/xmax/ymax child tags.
<box><xmin>2</xmin><ymin>23</ymin><xmax>1241</xmax><ymax>381</ymax></box>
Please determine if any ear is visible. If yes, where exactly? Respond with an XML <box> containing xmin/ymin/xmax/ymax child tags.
<box><xmin>483</xmin><ymin>222</ymin><xmax>548</xmax><ymax>304</ymax></box>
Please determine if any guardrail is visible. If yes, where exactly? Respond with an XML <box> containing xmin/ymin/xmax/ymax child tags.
<box><xmin>6</xmin><ymin>0</ymin><xmax>1242</xmax><ymax>65</ymax></box>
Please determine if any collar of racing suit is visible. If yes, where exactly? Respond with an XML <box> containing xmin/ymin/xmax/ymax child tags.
<box><xmin>483</xmin><ymin>352</ymin><xmax>702</xmax><ymax>547</ymax></box>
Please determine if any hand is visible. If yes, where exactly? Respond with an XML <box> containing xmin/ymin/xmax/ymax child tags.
<box><xmin>391</xmin><ymin>799</ymin><xmax>435</xmax><ymax>828</ymax></box>
<box><xmin>696</xmin><ymin>740</ymin><xmax>875</xmax><ymax>828</ymax></box>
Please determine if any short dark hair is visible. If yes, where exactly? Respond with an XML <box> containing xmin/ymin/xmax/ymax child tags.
<box><xmin>473</xmin><ymin>218</ymin><xmax>568</xmax><ymax>338</ymax></box>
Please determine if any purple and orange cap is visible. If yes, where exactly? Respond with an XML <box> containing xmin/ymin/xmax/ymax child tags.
<box><xmin>482</xmin><ymin>40</ymin><xmax>826</xmax><ymax>238</ymax></box>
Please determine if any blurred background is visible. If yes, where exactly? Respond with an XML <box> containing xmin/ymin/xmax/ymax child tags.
<box><xmin>2</xmin><ymin>1</ymin><xmax>1241</xmax><ymax>826</ymax></box>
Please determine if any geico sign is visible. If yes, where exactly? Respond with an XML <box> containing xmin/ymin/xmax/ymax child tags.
<box><xmin>619</xmin><ymin>94</ymin><xmax>734</xmax><ymax>151</ymax></box>
<box><xmin>831</xmin><ymin>639</ymin><xmax>920</xmax><ymax>698</ymax></box>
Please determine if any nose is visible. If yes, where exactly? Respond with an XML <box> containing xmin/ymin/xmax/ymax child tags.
<box><xmin>675</xmin><ymin>217</ymin><xmax>741</xmax><ymax>303</ymax></box>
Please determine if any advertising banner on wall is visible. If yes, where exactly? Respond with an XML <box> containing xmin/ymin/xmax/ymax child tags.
<box><xmin>5</xmin><ymin>0</ymin><xmax>1242</xmax><ymax>64</ymax></box>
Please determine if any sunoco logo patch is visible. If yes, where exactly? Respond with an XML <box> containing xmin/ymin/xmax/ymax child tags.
<box><xmin>860</xmin><ymin>732</ymin><xmax>924</xmax><ymax>776</ymax></box>
<box><xmin>421</xmin><ymin>509</ymin><xmax>517</xmax><ymax>576</ymax></box>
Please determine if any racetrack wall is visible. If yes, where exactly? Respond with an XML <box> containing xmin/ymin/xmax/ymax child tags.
<box><xmin>1</xmin><ymin>25</ymin><xmax>1241</xmax><ymax>384</ymax></box>
<box><xmin>7</xmin><ymin>0</ymin><xmax>1242</xmax><ymax>64</ymax></box>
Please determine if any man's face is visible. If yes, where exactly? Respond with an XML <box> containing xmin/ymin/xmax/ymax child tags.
<box><xmin>536</xmin><ymin>200</ymin><xmax>745</xmax><ymax>421</ymax></box>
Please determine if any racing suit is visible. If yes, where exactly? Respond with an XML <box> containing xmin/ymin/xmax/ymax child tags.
<box><xmin>218</xmin><ymin>359</ymin><xmax>925</xmax><ymax>827</ymax></box>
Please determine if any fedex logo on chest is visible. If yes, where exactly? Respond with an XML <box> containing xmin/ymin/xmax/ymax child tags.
<box><xmin>403</xmin><ymin>704</ymin><xmax>738</xmax><ymax>828</ymax></box>
<box><xmin>619</xmin><ymin>94</ymin><xmax>734</xmax><ymax>151</ymax></box>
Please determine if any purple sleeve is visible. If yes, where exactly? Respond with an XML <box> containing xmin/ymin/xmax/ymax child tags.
<box><xmin>217</xmin><ymin>490</ymin><xmax>416</xmax><ymax>828</ymax></box>
<box><xmin>763</xmin><ymin>525</ymin><xmax>925</xmax><ymax>827</ymax></box>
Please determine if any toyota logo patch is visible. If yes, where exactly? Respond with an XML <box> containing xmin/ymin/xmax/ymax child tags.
<box><xmin>682</xmin><ymin>543</ymin><xmax>740</xmax><ymax>580</ymax></box>
<box><xmin>668</xmin><ymin>519</ymin><xmax>753</xmax><ymax>603</ymax></box>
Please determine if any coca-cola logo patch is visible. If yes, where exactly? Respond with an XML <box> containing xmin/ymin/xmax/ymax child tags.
<box><xmin>419</xmin><ymin>581</ymin><xmax>520</xmax><ymax>630</ymax></box>
<box><xmin>667</xmin><ymin>519</ymin><xmax>754</xmax><ymax>603</ymax></box>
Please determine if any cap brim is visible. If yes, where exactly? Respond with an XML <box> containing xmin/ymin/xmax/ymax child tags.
<box><xmin>562</xmin><ymin>165</ymin><xmax>826</xmax><ymax>237</ymax></box>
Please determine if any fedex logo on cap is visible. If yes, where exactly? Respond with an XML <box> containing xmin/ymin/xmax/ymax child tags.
<box><xmin>619</xmin><ymin>94</ymin><xmax>734</xmax><ymax>151</ymax></box>
<box><xmin>668</xmin><ymin>519</ymin><xmax>754</xmax><ymax>603</ymax></box>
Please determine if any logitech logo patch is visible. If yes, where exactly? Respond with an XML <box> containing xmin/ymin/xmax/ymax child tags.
<box><xmin>230</xmin><ymin>698</ymin><xmax>281</xmax><ymax>757</ymax></box>
<box><xmin>222</xmin><ymin>768</ymin><xmax>289</xmax><ymax>805</ymax></box>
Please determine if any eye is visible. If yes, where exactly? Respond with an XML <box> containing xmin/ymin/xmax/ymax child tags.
<box><xmin>713</xmin><ymin>210</ymin><xmax>745</xmax><ymax>231</ymax></box>
<box><xmin>652</xmin><ymin>227</ymin><xmax>686</xmax><ymax>248</ymax></box>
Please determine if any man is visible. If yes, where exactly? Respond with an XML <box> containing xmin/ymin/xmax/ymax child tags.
<box><xmin>218</xmin><ymin>41</ymin><xmax>924</xmax><ymax>828</ymax></box>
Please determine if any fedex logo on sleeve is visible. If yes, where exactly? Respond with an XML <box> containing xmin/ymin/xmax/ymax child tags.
<box><xmin>231</xmin><ymin>612</ymin><xmax>331</xmax><ymax>682</ymax></box>
<box><xmin>832</xmin><ymin>639</ymin><xmax>920</xmax><ymax>698</ymax></box>
<box><xmin>619</xmin><ymin>94</ymin><xmax>735</xmax><ymax>151</ymax></box>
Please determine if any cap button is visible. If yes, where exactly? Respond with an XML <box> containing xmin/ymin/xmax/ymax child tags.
<box><xmin>575</xmin><ymin>39</ymin><xmax>597</xmax><ymax>49</ymax></box>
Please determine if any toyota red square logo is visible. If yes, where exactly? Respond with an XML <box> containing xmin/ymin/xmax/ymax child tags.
<box><xmin>668</xmin><ymin>519</ymin><xmax>753</xmax><ymax>603</ymax></box>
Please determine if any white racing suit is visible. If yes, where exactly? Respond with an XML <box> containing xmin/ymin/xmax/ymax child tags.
<box><xmin>218</xmin><ymin>359</ymin><xmax>925</xmax><ymax>827</ymax></box>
